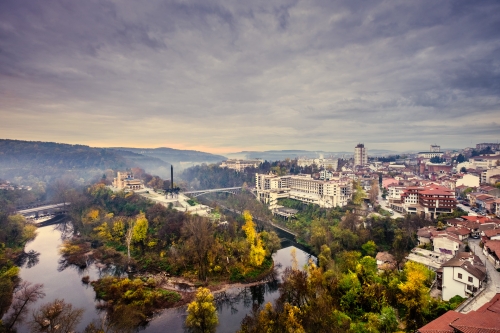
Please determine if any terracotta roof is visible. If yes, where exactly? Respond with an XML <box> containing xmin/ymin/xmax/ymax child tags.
<box><xmin>479</xmin><ymin>223</ymin><xmax>496</xmax><ymax>232</ymax></box>
<box><xmin>451</xmin><ymin>308</ymin><xmax>500</xmax><ymax>333</ymax></box>
<box><xmin>418</xmin><ymin>310</ymin><xmax>464</xmax><ymax>333</ymax></box>
<box><xmin>484</xmin><ymin>229</ymin><xmax>500</xmax><ymax>238</ymax></box>
<box><xmin>375</xmin><ymin>251</ymin><xmax>395</xmax><ymax>263</ymax></box>
<box><xmin>447</xmin><ymin>227</ymin><xmax>471</xmax><ymax>236</ymax></box>
<box><xmin>484</xmin><ymin>240</ymin><xmax>500</xmax><ymax>259</ymax></box>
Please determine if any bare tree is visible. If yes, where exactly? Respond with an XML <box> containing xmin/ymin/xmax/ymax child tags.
<box><xmin>123</xmin><ymin>217</ymin><xmax>136</xmax><ymax>272</ymax></box>
<box><xmin>369</xmin><ymin>179</ymin><xmax>379</xmax><ymax>205</ymax></box>
<box><xmin>29</xmin><ymin>299</ymin><xmax>83</xmax><ymax>333</ymax></box>
<box><xmin>182</xmin><ymin>216</ymin><xmax>215</xmax><ymax>282</ymax></box>
<box><xmin>4</xmin><ymin>281</ymin><xmax>45</xmax><ymax>330</ymax></box>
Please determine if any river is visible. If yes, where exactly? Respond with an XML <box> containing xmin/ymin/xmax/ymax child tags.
<box><xmin>11</xmin><ymin>224</ymin><xmax>314</xmax><ymax>333</ymax></box>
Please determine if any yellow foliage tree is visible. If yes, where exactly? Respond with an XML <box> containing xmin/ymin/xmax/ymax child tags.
<box><xmin>83</xmin><ymin>208</ymin><xmax>100</xmax><ymax>225</ymax></box>
<box><xmin>186</xmin><ymin>287</ymin><xmax>218</xmax><ymax>333</ymax></box>
<box><xmin>398</xmin><ymin>261</ymin><xmax>432</xmax><ymax>330</ymax></box>
<box><xmin>94</xmin><ymin>222</ymin><xmax>112</xmax><ymax>241</ymax></box>
<box><xmin>112</xmin><ymin>218</ymin><xmax>125</xmax><ymax>242</ymax></box>
<box><xmin>242</xmin><ymin>211</ymin><xmax>265</xmax><ymax>267</ymax></box>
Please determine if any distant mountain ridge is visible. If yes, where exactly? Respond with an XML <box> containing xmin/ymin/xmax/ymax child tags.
<box><xmin>0</xmin><ymin>139</ymin><xmax>227</xmax><ymax>182</ymax></box>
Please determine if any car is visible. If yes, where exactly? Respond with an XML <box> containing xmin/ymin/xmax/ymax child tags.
<box><xmin>472</xmin><ymin>234</ymin><xmax>480</xmax><ymax>239</ymax></box>
<box><xmin>463</xmin><ymin>202</ymin><xmax>469</xmax><ymax>206</ymax></box>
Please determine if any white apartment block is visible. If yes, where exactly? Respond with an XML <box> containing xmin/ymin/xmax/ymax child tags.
<box><xmin>481</xmin><ymin>167</ymin><xmax>500</xmax><ymax>184</ymax></box>
<box><xmin>469</xmin><ymin>155</ymin><xmax>500</xmax><ymax>169</ymax></box>
<box><xmin>297</xmin><ymin>158</ymin><xmax>338</xmax><ymax>170</ymax></box>
<box><xmin>220</xmin><ymin>159</ymin><xmax>262</xmax><ymax>172</ymax></box>
<box><xmin>354</xmin><ymin>144</ymin><xmax>368</xmax><ymax>167</ymax></box>
<box><xmin>255</xmin><ymin>173</ymin><xmax>352</xmax><ymax>208</ymax></box>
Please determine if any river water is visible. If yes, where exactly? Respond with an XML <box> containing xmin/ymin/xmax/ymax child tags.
<box><xmin>11</xmin><ymin>224</ymin><xmax>314</xmax><ymax>333</ymax></box>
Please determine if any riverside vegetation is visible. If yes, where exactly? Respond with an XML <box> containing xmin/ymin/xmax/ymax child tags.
<box><xmin>56</xmin><ymin>182</ymin><xmax>280</xmax><ymax>330</ymax></box>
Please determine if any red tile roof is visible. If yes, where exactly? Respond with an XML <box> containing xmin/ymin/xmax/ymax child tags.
<box><xmin>420</xmin><ymin>294</ymin><xmax>500</xmax><ymax>333</ymax></box>
<box><xmin>418</xmin><ymin>311</ymin><xmax>464</xmax><ymax>333</ymax></box>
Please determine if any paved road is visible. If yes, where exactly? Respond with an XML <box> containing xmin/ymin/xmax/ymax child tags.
<box><xmin>377</xmin><ymin>193</ymin><xmax>404</xmax><ymax>218</ymax></box>
<box><xmin>460</xmin><ymin>238</ymin><xmax>500</xmax><ymax>313</ymax></box>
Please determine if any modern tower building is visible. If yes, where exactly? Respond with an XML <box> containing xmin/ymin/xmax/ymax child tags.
<box><xmin>354</xmin><ymin>143</ymin><xmax>367</xmax><ymax>167</ymax></box>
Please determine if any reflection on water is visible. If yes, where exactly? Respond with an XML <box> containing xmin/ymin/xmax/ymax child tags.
<box><xmin>10</xmin><ymin>224</ymin><xmax>105</xmax><ymax>333</ymax></box>
<box><xmin>9</xmin><ymin>222</ymin><xmax>315</xmax><ymax>333</ymax></box>
<box><xmin>144</xmin><ymin>246</ymin><xmax>314</xmax><ymax>333</ymax></box>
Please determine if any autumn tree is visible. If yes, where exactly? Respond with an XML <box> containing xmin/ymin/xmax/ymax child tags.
<box><xmin>29</xmin><ymin>299</ymin><xmax>84</xmax><ymax>333</ymax></box>
<box><xmin>242</xmin><ymin>211</ymin><xmax>266</xmax><ymax>267</ymax></box>
<box><xmin>182</xmin><ymin>216</ymin><xmax>215</xmax><ymax>281</ymax></box>
<box><xmin>132</xmin><ymin>213</ymin><xmax>149</xmax><ymax>253</ymax></box>
<box><xmin>351</xmin><ymin>180</ymin><xmax>365</xmax><ymax>205</ymax></box>
<box><xmin>186</xmin><ymin>287</ymin><xmax>218</xmax><ymax>333</ymax></box>
<box><xmin>4</xmin><ymin>281</ymin><xmax>45</xmax><ymax>330</ymax></box>
<box><xmin>369</xmin><ymin>179</ymin><xmax>379</xmax><ymax>204</ymax></box>
<box><xmin>398</xmin><ymin>261</ymin><xmax>434</xmax><ymax>331</ymax></box>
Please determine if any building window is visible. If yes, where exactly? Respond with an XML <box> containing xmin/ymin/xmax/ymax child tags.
<box><xmin>468</xmin><ymin>276</ymin><xmax>473</xmax><ymax>282</ymax></box>
<box><xmin>458</xmin><ymin>273</ymin><xmax>462</xmax><ymax>279</ymax></box>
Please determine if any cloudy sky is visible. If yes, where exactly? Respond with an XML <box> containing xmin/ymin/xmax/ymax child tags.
<box><xmin>1</xmin><ymin>0</ymin><xmax>500</xmax><ymax>154</ymax></box>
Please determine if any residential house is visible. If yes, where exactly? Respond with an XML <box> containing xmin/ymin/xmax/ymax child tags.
<box><xmin>375</xmin><ymin>252</ymin><xmax>396</xmax><ymax>271</ymax></box>
<box><xmin>441</xmin><ymin>252</ymin><xmax>486</xmax><ymax>301</ymax></box>
<box><xmin>483</xmin><ymin>239</ymin><xmax>500</xmax><ymax>268</ymax></box>
<box><xmin>483</xmin><ymin>228</ymin><xmax>500</xmax><ymax>241</ymax></box>
<box><xmin>433</xmin><ymin>234</ymin><xmax>462</xmax><ymax>256</ymax></box>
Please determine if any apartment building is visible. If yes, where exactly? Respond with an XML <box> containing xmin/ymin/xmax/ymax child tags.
<box><xmin>220</xmin><ymin>159</ymin><xmax>262</xmax><ymax>172</ymax></box>
<box><xmin>354</xmin><ymin>144</ymin><xmax>368</xmax><ymax>167</ymax></box>
<box><xmin>255</xmin><ymin>173</ymin><xmax>352</xmax><ymax>208</ymax></box>
<box><xmin>400</xmin><ymin>184</ymin><xmax>457</xmax><ymax>219</ymax></box>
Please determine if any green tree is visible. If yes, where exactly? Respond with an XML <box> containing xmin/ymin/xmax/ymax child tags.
<box><xmin>352</xmin><ymin>180</ymin><xmax>365</xmax><ymax>205</ymax></box>
<box><xmin>361</xmin><ymin>241</ymin><xmax>377</xmax><ymax>257</ymax></box>
<box><xmin>186</xmin><ymin>287</ymin><xmax>218</xmax><ymax>333</ymax></box>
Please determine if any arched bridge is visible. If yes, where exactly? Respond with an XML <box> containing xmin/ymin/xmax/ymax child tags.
<box><xmin>183</xmin><ymin>187</ymin><xmax>256</xmax><ymax>198</ymax></box>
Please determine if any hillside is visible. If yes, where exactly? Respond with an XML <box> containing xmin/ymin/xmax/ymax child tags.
<box><xmin>0</xmin><ymin>140</ymin><xmax>226</xmax><ymax>184</ymax></box>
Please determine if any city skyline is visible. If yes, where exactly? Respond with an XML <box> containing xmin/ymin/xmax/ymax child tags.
<box><xmin>1</xmin><ymin>0</ymin><xmax>500</xmax><ymax>154</ymax></box>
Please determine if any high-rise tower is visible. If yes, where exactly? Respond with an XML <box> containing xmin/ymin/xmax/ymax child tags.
<box><xmin>354</xmin><ymin>143</ymin><xmax>367</xmax><ymax>167</ymax></box>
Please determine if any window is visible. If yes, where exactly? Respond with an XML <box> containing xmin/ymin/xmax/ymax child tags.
<box><xmin>468</xmin><ymin>276</ymin><xmax>473</xmax><ymax>283</ymax></box>
<box><xmin>458</xmin><ymin>273</ymin><xmax>462</xmax><ymax>279</ymax></box>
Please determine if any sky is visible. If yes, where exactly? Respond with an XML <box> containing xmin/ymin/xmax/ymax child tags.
<box><xmin>1</xmin><ymin>0</ymin><xmax>500</xmax><ymax>154</ymax></box>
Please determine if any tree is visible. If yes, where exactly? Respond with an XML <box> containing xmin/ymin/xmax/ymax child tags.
<box><xmin>4</xmin><ymin>281</ymin><xmax>45</xmax><ymax>330</ymax></box>
<box><xmin>369</xmin><ymin>180</ymin><xmax>379</xmax><ymax>204</ymax></box>
<box><xmin>352</xmin><ymin>180</ymin><xmax>365</xmax><ymax>205</ymax></box>
<box><xmin>361</xmin><ymin>241</ymin><xmax>377</xmax><ymax>257</ymax></box>
<box><xmin>132</xmin><ymin>213</ymin><xmax>148</xmax><ymax>253</ymax></box>
<box><xmin>186</xmin><ymin>287</ymin><xmax>218</xmax><ymax>333</ymax></box>
<box><xmin>460</xmin><ymin>166</ymin><xmax>467</xmax><ymax>173</ymax></box>
<box><xmin>182</xmin><ymin>216</ymin><xmax>215</xmax><ymax>281</ymax></box>
<box><xmin>242</xmin><ymin>211</ymin><xmax>266</xmax><ymax>267</ymax></box>
<box><xmin>29</xmin><ymin>299</ymin><xmax>84</xmax><ymax>333</ymax></box>
<box><xmin>456</xmin><ymin>154</ymin><xmax>466</xmax><ymax>163</ymax></box>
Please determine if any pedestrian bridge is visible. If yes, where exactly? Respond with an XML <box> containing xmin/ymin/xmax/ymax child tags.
<box><xmin>17</xmin><ymin>203</ymin><xmax>70</xmax><ymax>217</ymax></box>
<box><xmin>183</xmin><ymin>187</ymin><xmax>256</xmax><ymax>198</ymax></box>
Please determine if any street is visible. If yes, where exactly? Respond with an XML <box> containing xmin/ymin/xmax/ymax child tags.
<box><xmin>460</xmin><ymin>238</ymin><xmax>500</xmax><ymax>313</ymax></box>
<box><xmin>377</xmin><ymin>193</ymin><xmax>404</xmax><ymax>218</ymax></box>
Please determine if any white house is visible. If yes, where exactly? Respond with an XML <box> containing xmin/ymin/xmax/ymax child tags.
<box><xmin>441</xmin><ymin>253</ymin><xmax>486</xmax><ymax>301</ymax></box>
<box><xmin>433</xmin><ymin>235</ymin><xmax>462</xmax><ymax>256</ymax></box>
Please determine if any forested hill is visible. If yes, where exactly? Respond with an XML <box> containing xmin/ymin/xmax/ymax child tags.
<box><xmin>0</xmin><ymin>139</ymin><xmax>130</xmax><ymax>182</ymax></box>
<box><xmin>0</xmin><ymin>139</ymin><xmax>228</xmax><ymax>184</ymax></box>
<box><xmin>112</xmin><ymin>147</ymin><xmax>227</xmax><ymax>164</ymax></box>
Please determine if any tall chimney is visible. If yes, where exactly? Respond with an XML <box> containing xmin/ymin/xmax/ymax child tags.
<box><xmin>171</xmin><ymin>165</ymin><xmax>174</xmax><ymax>189</ymax></box>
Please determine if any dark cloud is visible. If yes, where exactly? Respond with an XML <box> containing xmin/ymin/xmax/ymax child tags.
<box><xmin>0</xmin><ymin>0</ymin><xmax>499</xmax><ymax>153</ymax></box>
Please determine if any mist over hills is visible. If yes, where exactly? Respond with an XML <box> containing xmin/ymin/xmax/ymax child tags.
<box><xmin>0</xmin><ymin>139</ymin><xmax>226</xmax><ymax>183</ymax></box>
